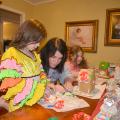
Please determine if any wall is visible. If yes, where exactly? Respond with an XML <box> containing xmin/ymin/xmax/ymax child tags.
<box><xmin>32</xmin><ymin>0</ymin><xmax>120</xmax><ymax>67</ymax></box>
<box><xmin>3</xmin><ymin>22</ymin><xmax>19</xmax><ymax>40</ymax></box>
<box><xmin>0</xmin><ymin>0</ymin><xmax>34</xmax><ymax>20</ymax></box>
<box><xmin>1</xmin><ymin>0</ymin><xmax>120</xmax><ymax>67</ymax></box>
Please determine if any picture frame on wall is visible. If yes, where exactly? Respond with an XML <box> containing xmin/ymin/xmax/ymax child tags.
<box><xmin>105</xmin><ymin>8</ymin><xmax>120</xmax><ymax>46</ymax></box>
<box><xmin>65</xmin><ymin>20</ymin><xmax>98</xmax><ymax>52</ymax></box>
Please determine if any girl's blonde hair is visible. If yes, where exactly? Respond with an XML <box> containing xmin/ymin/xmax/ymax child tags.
<box><xmin>68</xmin><ymin>46</ymin><xmax>88</xmax><ymax>68</ymax></box>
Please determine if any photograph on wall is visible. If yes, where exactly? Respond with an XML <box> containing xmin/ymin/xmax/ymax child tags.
<box><xmin>105</xmin><ymin>8</ymin><xmax>120</xmax><ymax>46</ymax></box>
<box><xmin>112</xmin><ymin>15</ymin><xmax>120</xmax><ymax>39</ymax></box>
<box><xmin>65</xmin><ymin>20</ymin><xmax>98</xmax><ymax>52</ymax></box>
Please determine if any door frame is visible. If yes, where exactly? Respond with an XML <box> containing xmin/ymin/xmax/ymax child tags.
<box><xmin>0</xmin><ymin>5</ymin><xmax>25</xmax><ymax>54</ymax></box>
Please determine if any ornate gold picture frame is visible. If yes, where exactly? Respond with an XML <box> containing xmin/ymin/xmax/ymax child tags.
<box><xmin>65</xmin><ymin>20</ymin><xmax>98</xmax><ymax>52</ymax></box>
<box><xmin>105</xmin><ymin>8</ymin><xmax>120</xmax><ymax>46</ymax></box>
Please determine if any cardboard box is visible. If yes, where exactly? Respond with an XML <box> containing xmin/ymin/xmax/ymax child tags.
<box><xmin>78</xmin><ymin>69</ymin><xmax>95</xmax><ymax>93</ymax></box>
<box><xmin>79</xmin><ymin>81</ymin><xmax>95</xmax><ymax>93</ymax></box>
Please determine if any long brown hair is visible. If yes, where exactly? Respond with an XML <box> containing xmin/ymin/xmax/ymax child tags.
<box><xmin>68</xmin><ymin>46</ymin><xmax>88</xmax><ymax>69</ymax></box>
<box><xmin>10</xmin><ymin>19</ymin><xmax>47</xmax><ymax>49</ymax></box>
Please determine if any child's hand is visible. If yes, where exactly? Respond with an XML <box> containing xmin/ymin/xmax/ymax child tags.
<box><xmin>55</xmin><ymin>85</ymin><xmax>65</xmax><ymax>93</ymax></box>
<box><xmin>44</xmin><ymin>83</ymin><xmax>55</xmax><ymax>98</ymax></box>
<box><xmin>47</xmin><ymin>83</ymin><xmax>55</xmax><ymax>90</ymax></box>
<box><xmin>64</xmin><ymin>81</ymin><xmax>73</xmax><ymax>92</ymax></box>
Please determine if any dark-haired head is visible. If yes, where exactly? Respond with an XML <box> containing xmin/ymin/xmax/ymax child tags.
<box><xmin>40</xmin><ymin>37</ymin><xmax>67</xmax><ymax>73</ymax></box>
<box><xmin>10</xmin><ymin>19</ymin><xmax>47</xmax><ymax>49</ymax></box>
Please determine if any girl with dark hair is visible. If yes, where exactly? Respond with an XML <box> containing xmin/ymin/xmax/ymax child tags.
<box><xmin>40</xmin><ymin>37</ymin><xmax>73</xmax><ymax>93</ymax></box>
<box><xmin>0</xmin><ymin>19</ymin><xmax>48</xmax><ymax>112</ymax></box>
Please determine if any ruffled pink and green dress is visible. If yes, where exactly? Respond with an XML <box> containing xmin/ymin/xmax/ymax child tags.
<box><xmin>0</xmin><ymin>47</ymin><xmax>48</xmax><ymax>112</ymax></box>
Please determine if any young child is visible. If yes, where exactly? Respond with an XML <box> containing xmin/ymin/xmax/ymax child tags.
<box><xmin>65</xmin><ymin>46</ymin><xmax>88</xmax><ymax>85</ymax></box>
<box><xmin>0</xmin><ymin>19</ymin><xmax>48</xmax><ymax>112</ymax></box>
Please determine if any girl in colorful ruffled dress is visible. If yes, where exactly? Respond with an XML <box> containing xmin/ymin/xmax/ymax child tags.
<box><xmin>0</xmin><ymin>19</ymin><xmax>48</xmax><ymax>112</ymax></box>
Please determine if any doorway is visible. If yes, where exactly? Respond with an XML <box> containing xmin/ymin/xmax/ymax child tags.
<box><xmin>0</xmin><ymin>5</ymin><xmax>25</xmax><ymax>55</ymax></box>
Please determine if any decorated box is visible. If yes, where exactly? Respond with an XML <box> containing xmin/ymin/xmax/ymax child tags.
<box><xmin>98</xmin><ymin>61</ymin><xmax>110</xmax><ymax>79</ymax></box>
<box><xmin>78</xmin><ymin>69</ymin><xmax>95</xmax><ymax>93</ymax></box>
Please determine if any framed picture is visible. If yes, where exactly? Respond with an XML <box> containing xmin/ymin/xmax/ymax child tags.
<box><xmin>65</xmin><ymin>20</ymin><xmax>98</xmax><ymax>52</ymax></box>
<box><xmin>105</xmin><ymin>8</ymin><xmax>120</xmax><ymax>46</ymax></box>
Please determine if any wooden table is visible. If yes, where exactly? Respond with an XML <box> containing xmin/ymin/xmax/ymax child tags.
<box><xmin>0</xmin><ymin>96</ymin><xmax>101</xmax><ymax>120</ymax></box>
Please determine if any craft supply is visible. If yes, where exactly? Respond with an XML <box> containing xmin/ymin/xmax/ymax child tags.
<box><xmin>72</xmin><ymin>112</ymin><xmax>90</xmax><ymax>120</ymax></box>
<box><xmin>54</xmin><ymin>100</ymin><xmax>64</xmax><ymax>109</ymax></box>
<box><xmin>78</xmin><ymin>69</ymin><xmax>95</xmax><ymax>93</ymax></box>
